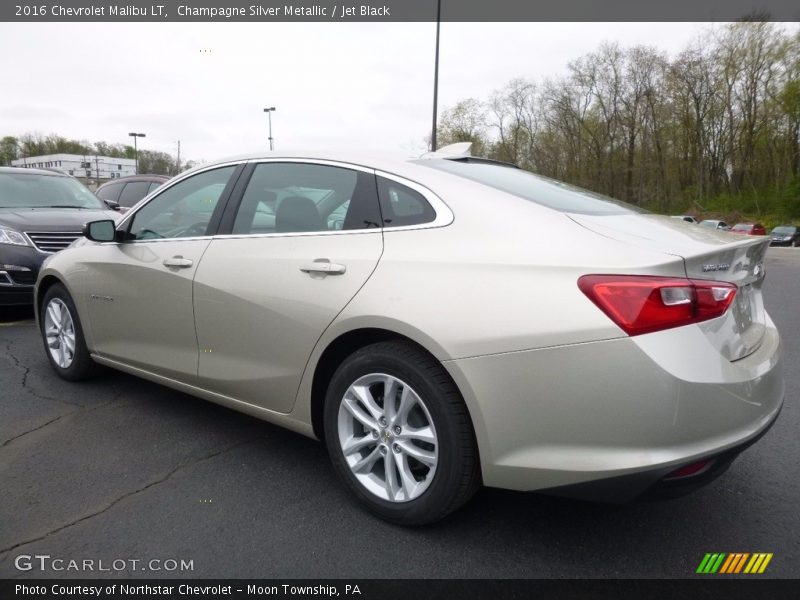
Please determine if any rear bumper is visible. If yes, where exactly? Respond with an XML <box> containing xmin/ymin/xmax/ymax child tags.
<box><xmin>444</xmin><ymin>316</ymin><xmax>784</xmax><ymax>500</ymax></box>
<box><xmin>538</xmin><ymin>404</ymin><xmax>780</xmax><ymax>502</ymax></box>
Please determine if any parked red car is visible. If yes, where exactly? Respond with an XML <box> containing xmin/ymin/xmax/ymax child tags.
<box><xmin>731</xmin><ymin>222</ymin><xmax>767</xmax><ymax>236</ymax></box>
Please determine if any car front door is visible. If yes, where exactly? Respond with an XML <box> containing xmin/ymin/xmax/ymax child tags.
<box><xmin>192</xmin><ymin>161</ymin><xmax>384</xmax><ymax>413</ymax></box>
<box><xmin>81</xmin><ymin>164</ymin><xmax>241</xmax><ymax>381</ymax></box>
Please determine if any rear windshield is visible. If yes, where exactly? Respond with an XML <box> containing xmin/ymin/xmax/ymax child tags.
<box><xmin>772</xmin><ymin>226</ymin><xmax>797</xmax><ymax>234</ymax></box>
<box><xmin>414</xmin><ymin>159</ymin><xmax>645</xmax><ymax>216</ymax></box>
<box><xmin>0</xmin><ymin>173</ymin><xmax>105</xmax><ymax>209</ymax></box>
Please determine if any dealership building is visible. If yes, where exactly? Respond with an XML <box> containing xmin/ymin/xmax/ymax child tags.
<box><xmin>11</xmin><ymin>153</ymin><xmax>136</xmax><ymax>180</ymax></box>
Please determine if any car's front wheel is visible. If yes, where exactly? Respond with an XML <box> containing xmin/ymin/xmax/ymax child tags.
<box><xmin>40</xmin><ymin>284</ymin><xmax>102</xmax><ymax>381</ymax></box>
<box><xmin>324</xmin><ymin>341</ymin><xmax>480</xmax><ymax>525</ymax></box>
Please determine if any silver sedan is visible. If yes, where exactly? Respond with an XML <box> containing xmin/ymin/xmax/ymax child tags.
<box><xmin>34</xmin><ymin>149</ymin><xmax>783</xmax><ymax>524</ymax></box>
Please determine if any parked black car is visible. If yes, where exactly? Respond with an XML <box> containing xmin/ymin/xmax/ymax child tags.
<box><xmin>95</xmin><ymin>174</ymin><xmax>170</xmax><ymax>214</ymax></box>
<box><xmin>769</xmin><ymin>225</ymin><xmax>800</xmax><ymax>247</ymax></box>
<box><xmin>0</xmin><ymin>168</ymin><xmax>119</xmax><ymax>305</ymax></box>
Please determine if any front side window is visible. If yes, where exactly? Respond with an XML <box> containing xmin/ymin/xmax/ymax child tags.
<box><xmin>232</xmin><ymin>163</ymin><xmax>381</xmax><ymax>235</ymax></box>
<box><xmin>128</xmin><ymin>166</ymin><xmax>236</xmax><ymax>240</ymax></box>
<box><xmin>118</xmin><ymin>181</ymin><xmax>151</xmax><ymax>208</ymax></box>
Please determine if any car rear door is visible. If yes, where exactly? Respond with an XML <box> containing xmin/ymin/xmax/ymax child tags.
<box><xmin>192</xmin><ymin>160</ymin><xmax>384</xmax><ymax>413</ymax></box>
<box><xmin>82</xmin><ymin>164</ymin><xmax>242</xmax><ymax>381</ymax></box>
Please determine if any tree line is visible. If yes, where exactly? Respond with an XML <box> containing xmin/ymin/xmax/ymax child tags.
<box><xmin>436</xmin><ymin>22</ymin><xmax>800</xmax><ymax>220</ymax></box>
<box><xmin>0</xmin><ymin>133</ymin><xmax>190</xmax><ymax>175</ymax></box>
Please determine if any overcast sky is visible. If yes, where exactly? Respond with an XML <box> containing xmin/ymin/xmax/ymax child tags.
<box><xmin>1</xmin><ymin>22</ymin><xmax>794</xmax><ymax>163</ymax></box>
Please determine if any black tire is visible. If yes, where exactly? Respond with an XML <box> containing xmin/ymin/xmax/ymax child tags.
<box><xmin>40</xmin><ymin>283</ymin><xmax>102</xmax><ymax>381</ymax></box>
<box><xmin>324</xmin><ymin>340</ymin><xmax>480</xmax><ymax>525</ymax></box>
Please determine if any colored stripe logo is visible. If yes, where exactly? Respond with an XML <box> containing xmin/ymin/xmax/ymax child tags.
<box><xmin>696</xmin><ymin>552</ymin><xmax>773</xmax><ymax>574</ymax></box>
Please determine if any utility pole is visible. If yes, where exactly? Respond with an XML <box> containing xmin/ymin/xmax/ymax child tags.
<box><xmin>431</xmin><ymin>0</ymin><xmax>441</xmax><ymax>152</ymax></box>
<box><xmin>176</xmin><ymin>140</ymin><xmax>181</xmax><ymax>174</ymax></box>
<box><xmin>263</xmin><ymin>107</ymin><xmax>276</xmax><ymax>151</ymax></box>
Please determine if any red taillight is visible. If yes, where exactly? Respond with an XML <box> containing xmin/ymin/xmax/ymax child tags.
<box><xmin>578</xmin><ymin>275</ymin><xmax>737</xmax><ymax>336</ymax></box>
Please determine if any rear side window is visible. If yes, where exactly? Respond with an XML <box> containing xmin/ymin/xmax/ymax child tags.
<box><xmin>415</xmin><ymin>159</ymin><xmax>645</xmax><ymax>216</ymax></box>
<box><xmin>148</xmin><ymin>181</ymin><xmax>163</xmax><ymax>194</ymax></box>
<box><xmin>377</xmin><ymin>177</ymin><xmax>436</xmax><ymax>227</ymax></box>
<box><xmin>118</xmin><ymin>181</ymin><xmax>152</xmax><ymax>208</ymax></box>
<box><xmin>96</xmin><ymin>182</ymin><xmax>124</xmax><ymax>202</ymax></box>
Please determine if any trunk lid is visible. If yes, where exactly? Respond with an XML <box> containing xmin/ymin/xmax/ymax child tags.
<box><xmin>569</xmin><ymin>213</ymin><xmax>769</xmax><ymax>361</ymax></box>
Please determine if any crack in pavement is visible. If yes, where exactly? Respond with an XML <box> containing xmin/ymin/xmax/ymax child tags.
<box><xmin>0</xmin><ymin>390</ymin><xmax>130</xmax><ymax>449</ymax></box>
<box><xmin>0</xmin><ymin>437</ymin><xmax>260</xmax><ymax>557</ymax></box>
<box><xmin>3</xmin><ymin>340</ymin><xmax>84</xmax><ymax>407</ymax></box>
<box><xmin>0</xmin><ymin>414</ymin><xmax>68</xmax><ymax>448</ymax></box>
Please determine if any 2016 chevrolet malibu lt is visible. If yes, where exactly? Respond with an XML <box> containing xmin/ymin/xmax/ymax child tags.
<box><xmin>34</xmin><ymin>150</ymin><xmax>783</xmax><ymax>525</ymax></box>
<box><xmin>0</xmin><ymin>167</ymin><xmax>119</xmax><ymax>306</ymax></box>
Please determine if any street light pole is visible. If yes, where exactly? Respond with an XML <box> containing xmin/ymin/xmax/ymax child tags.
<box><xmin>128</xmin><ymin>132</ymin><xmax>146</xmax><ymax>175</ymax></box>
<box><xmin>431</xmin><ymin>0</ymin><xmax>441</xmax><ymax>152</ymax></box>
<box><xmin>263</xmin><ymin>107</ymin><xmax>276</xmax><ymax>151</ymax></box>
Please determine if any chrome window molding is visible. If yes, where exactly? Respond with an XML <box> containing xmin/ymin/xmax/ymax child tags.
<box><xmin>213</xmin><ymin>229</ymin><xmax>382</xmax><ymax>241</ymax></box>
<box><xmin>214</xmin><ymin>158</ymin><xmax>453</xmax><ymax>240</ymax></box>
<box><xmin>111</xmin><ymin>158</ymin><xmax>454</xmax><ymax>244</ymax></box>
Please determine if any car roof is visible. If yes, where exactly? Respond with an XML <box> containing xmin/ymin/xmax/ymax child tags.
<box><xmin>180</xmin><ymin>150</ymin><xmax>454</xmax><ymax>181</ymax></box>
<box><xmin>0</xmin><ymin>166</ymin><xmax>69</xmax><ymax>177</ymax></box>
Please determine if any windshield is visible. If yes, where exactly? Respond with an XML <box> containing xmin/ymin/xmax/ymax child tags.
<box><xmin>414</xmin><ymin>158</ymin><xmax>646</xmax><ymax>216</ymax></box>
<box><xmin>732</xmin><ymin>224</ymin><xmax>751</xmax><ymax>231</ymax></box>
<box><xmin>0</xmin><ymin>172</ymin><xmax>105</xmax><ymax>209</ymax></box>
<box><xmin>772</xmin><ymin>226</ymin><xmax>796</xmax><ymax>234</ymax></box>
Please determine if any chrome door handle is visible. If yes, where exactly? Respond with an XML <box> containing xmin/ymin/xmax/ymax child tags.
<box><xmin>300</xmin><ymin>259</ymin><xmax>346</xmax><ymax>276</ymax></box>
<box><xmin>163</xmin><ymin>256</ymin><xmax>193</xmax><ymax>268</ymax></box>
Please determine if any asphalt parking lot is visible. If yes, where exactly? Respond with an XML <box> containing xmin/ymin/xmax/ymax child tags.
<box><xmin>1</xmin><ymin>248</ymin><xmax>798</xmax><ymax>579</ymax></box>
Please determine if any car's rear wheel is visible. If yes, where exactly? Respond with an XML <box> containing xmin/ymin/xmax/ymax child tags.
<box><xmin>324</xmin><ymin>341</ymin><xmax>480</xmax><ymax>525</ymax></box>
<box><xmin>40</xmin><ymin>284</ymin><xmax>102</xmax><ymax>381</ymax></box>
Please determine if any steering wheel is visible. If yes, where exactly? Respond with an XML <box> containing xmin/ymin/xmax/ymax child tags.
<box><xmin>136</xmin><ymin>228</ymin><xmax>165</xmax><ymax>240</ymax></box>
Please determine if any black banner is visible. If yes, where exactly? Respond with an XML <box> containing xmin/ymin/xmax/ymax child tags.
<box><xmin>2</xmin><ymin>0</ymin><xmax>799</xmax><ymax>22</ymax></box>
<box><xmin>3</xmin><ymin>580</ymin><xmax>800</xmax><ymax>600</ymax></box>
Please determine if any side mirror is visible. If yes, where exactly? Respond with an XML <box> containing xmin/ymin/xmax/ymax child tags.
<box><xmin>83</xmin><ymin>220</ymin><xmax>117</xmax><ymax>242</ymax></box>
<box><xmin>104</xmin><ymin>199</ymin><xmax>120</xmax><ymax>211</ymax></box>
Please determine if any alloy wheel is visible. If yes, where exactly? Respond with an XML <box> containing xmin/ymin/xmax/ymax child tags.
<box><xmin>337</xmin><ymin>373</ymin><xmax>438</xmax><ymax>502</ymax></box>
<box><xmin>44</xmin><ymin>298</ymin><xmax>76</xmax><ymax>369</ymax></box>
